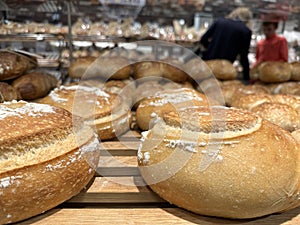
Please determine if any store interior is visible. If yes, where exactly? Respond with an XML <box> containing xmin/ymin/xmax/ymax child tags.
<box><xmin>1</xmin><ymin>0</ymin><xmax>299</xmax><ymax>68</ymax></box>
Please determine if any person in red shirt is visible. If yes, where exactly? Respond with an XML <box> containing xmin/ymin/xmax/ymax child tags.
<box><xmin>254</xmin><ymin>21</ymin><xmax>288</xmax><ymax>67</ymax></box>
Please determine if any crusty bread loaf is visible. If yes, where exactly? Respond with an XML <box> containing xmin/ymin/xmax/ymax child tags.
<box><xmin>68</xmin><ymin>56</ymin><xmax>131</xmax><ymax>80</ymax></box>
<box><xmin>219</xmin><ymin>80</ymin><xmax>244</xmax><ymax>106</ymax></box>
<box><xmin>134</xmin><ymin>79</ymin><xmax>194</xmax><ymax>109</ymax></box>
<box><xmin>267</xmin><ymin>82</ymin><xmax>300</xmax><ymax>96</ymax></box>
<box><xmin>251</xmin><ymin>102</ymin><xmax>300</xmax><ymax>132</ymax></box>
<box><xmin>68</xmin><ymin>57</ymin><xmax>97</xmax><ymax>79</ymax></box>
<box><xmin>231</xmin><ymin>93</ymin><xmax>273</xmax><ymax>110</ymax></box>
<box><xmin>228</xmin><ymin>84</ymin><xmax>270</xmax><ymax>107</ymax></box>
<box><xmin>12</xmin><ymin>71</ymin><xmax>59</xmax><ymax>100</ymax></box>
<box><xmin>257</xmin><ymin>61</ymin><xmax>292</xmax><ymax>83</ymax></box>
<box><xmin>272</xmin><ymin>94</ymin><xmax>300</xmax><ymax>114</ymax></box>
<box><xmin>290</xmin><ymin>61</ymin><xmax>300</xmax><ymax>81</ymax></box>
<box><xmin>0</xmin><ymin>101</ymin><xmax>100</xmax><ymax>224</ymax></box>
<box><xmin>183</xmin><ymin>58</ymin><xmax>211</xmax><ymax>81</ymax></box>
<box><xmin>133</xmin><ymin>61</ymin><xmax>163</xmax><ymax>80</ymax></box>
<box><xmin>160</xmin><ymin>58</ymin><xmax>189</xmax><ymax>83</ymax></box>
<box><xmin>204</xmin><ymin>59</ymin><xmax>238</xmax><ymax>80</ymax></box>
<box><xmin>0</xmin><ymin>82</ymin><xmax>21</xmax><ymax>101</ymax></box>
<box><xmin>195</xmin><ymin>78</ymin><xmax>224</xmax><ymax>106</ymax></box>
<box><xmin>37</xmin><ymin>84</ymin><xmax>132</xmax><ymax>140</ymax></box>
<box><xmin>80</xmin><ymin>78</ymin><xmax>136</xmax><ymax>107</ymax></box>
<box><xmin>0</xmin><ymin>50</ymin><xmax>37</xmax><ymax>81</ymax></box>
<box><xmin>136</xmin><ymin>88</ymin><xmax>209</xmax><ymax>130</ymax></box>
<box><xmin>94</xmin><ymin>56</ymin><xmax>131</xmax><ymax>80</ymax></box>
<box><xmin>133</xmin><ymin>59</ymin><xmax>188</xmax><ymax>83</ymax></box>
<box><xmin>138</xmin><ymin>106</ymin><xmax>300</xmax><ymax>219</ymax></box>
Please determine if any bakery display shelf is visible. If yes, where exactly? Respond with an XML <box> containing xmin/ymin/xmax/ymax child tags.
<box><xmin>67</xmin><ymin>35</ymin><xmax>126</xmax><ymax>43</ymax></box>
<box><xmin>36</xmin><ymin>51</ymin><xmax>61</xmax><ymax>68</ymax></box>
<box><xmin>17</xmin><ymin>129</ymin><xmax>300</xmax><ymax>225</ymax></box>
<box><xmin>0</xmin><ymin>33</ymin><xmax>64</xmax><ymax>42</ymax></box>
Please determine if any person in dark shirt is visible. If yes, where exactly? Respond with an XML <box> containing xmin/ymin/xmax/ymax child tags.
<box><xmin>200</xmin><ymin>7</ymin><xmax>253</xmax><ymax>81</ymax></box>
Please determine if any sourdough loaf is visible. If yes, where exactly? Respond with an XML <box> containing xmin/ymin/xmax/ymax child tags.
<box><xmin>136</xmin><ymin>88</ymin><xmax>210</xmax><ymax>130</ymax></box>
<box><xmin>0</xmin><ymin>101</ymin><xmax>100</xmax><ymax>224</ymax></box>
<box><xmin>0</xmin><ymin>50</ymin><xmax>37</xmax><ymax>81</ymax></box>
<box><xmin>12</xmin><ymin>71</ymin><xmax>58</xmax><ymax>100</ymax></box>
<box><xmin>37</xmin><ymin>84</ymin><xmax>132</xmax><ymax>140</ymax></box>
<box><xmin>138</xmin><ymin>106</ymin><xmax>300</xmax><ymax>219</ymax></box>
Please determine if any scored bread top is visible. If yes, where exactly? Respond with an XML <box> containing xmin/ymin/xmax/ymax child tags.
<box><xmin>37</xmin><ymin>84</ymin><xmax>121</xmax><ymax>119</ymax></box>
<box><xmin>139</xmin><ymin>88</ymin><xmax>209</xmax><ymax>108</ymax></box>
<box><xmin>0</xmin><ymin>101</ymin><xmax>96</xmax><ymax>173</ymax></box>
<box><xmin>162</xmin><ymin>106</ymin><xmax>262</xmax><ymax>138</ymax></box>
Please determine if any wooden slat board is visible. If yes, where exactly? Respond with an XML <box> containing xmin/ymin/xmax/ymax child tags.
<box><xmin>19</xmin><ymin>130</ymin><xmax>300</xmax><ymax>225</ymax></box>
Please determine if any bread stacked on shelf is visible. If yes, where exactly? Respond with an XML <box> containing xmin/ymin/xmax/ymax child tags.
<box><xmin>204</xmin><ymin>59</ymin><xmax>238</xmax><ymax>80</ymax></box>
<box><xmin>133</xmin><ymin>58</ymin><xmax>189</xmax><ymax>83</ymax></box>
<box><xmin>0</xmin><ymin>49</ymin><xmax>59</xmax><ymax>101</ymax></box>
<box><xmin>0</xmin><ymin>18</ymin><xmax>201</xmax><ymax>43</ymax></box>
<box><xmin>36</xmin><ymin>83</ymin><xmax>132</xmax><ymax>141</ymax></box>
<box><xmin>0</xmin><ymin>101</ymin><xmax>100</xmax><ymax>224</ymax></box>
<box><xmin>250</xmin><ymin>61</ymin><xmax>300</xmax><ymax>83</ymax></box>
<box><xmin>0</xmin><ymin>50</ymin><xmax>37</xmax><ymax>81</ymax></box>
<box><xmin>2</xmin><ymin>42</ymin><xmax>300</xmax><ymax>223</ymax></box>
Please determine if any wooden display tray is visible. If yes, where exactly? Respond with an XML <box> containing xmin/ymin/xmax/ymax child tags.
<box><xmin>18</xmin><ymin>130</ymin><xmax>300</xmax><ymax>225</ymax></box>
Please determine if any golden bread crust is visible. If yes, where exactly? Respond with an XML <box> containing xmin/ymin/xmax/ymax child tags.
<box><xmin>0</xmin><ymin>101</ymin><xmax>100</xmax><ymax>224</ymax></box>
<box><xmin>136</xmin><ymin>88</ymin><xmax>209</xmax><ymax>130</ymax></box>
<box><xmin>138</xmin><ymin>106</ymin><xmax>300</xmax><ymax>219</ymax></box>
<box><xmin>12</xmin><ymin>72</ymin><xmax>58</xmax><ymax>100</ymax></box>
<box><xmin>204</xmin><ymin>59</ymin><xmax>238</xmax><ymax>80</ymax></box>
<box><xmin>0</xmin><ymin>50</ymin><xmax>37</xmax><ymax>81</ymax></box>
<box><xmin>258</xmin><ymin>62</ymin><xmax>292</xmax><ymax>83</ymax></box>
<box><xmin>37</xmin><ymin>84</ymin><xmax>131</xmax><ymax>140</ymax></box>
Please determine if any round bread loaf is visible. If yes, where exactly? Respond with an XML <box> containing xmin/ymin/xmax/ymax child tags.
<box><xmin>138</xmin><ymin>106</ymin><xmax>300</xmax><ymax>219</ymax></box>
<box><xmin>272</xmin><ymin>94</ymin><xmax>300</xmax><ymax>114</ymax></box>
<box><xmin>37</xmin><ymin>84</ymin><xmax>132</xmax><ymax>140</ymax></box>
<box><xmin>69</xmin><ymin>56</ymin><xmax>131</xmax><ymax>80</ymax></box>
<box><xmin>204</xmin><ymin>59</ymin><xmax>238</xmax><ymax>80</ymax></box>
<box><xmin>251</xmin><ymin>102</ymin><xmax>300</xmax><ymax>132</ymax></box>
<box><xmin>257</xmin><ymin>62</ymin><xmax>291</xmax><ymax>83</ymax></box>
<box><xmin>290</xmin><ymin>61</ymin><xmax>300</xmax><ymax>81</ymax></box>
<box><xmin>0</xmin><ymin>50</ymin><xmax>37</xmax><ymax>81</ymax></box>
<box><xmin>136</xmin><ymin>88</ymin><xmax>209</xmax><ymax>131</ymax></box>
<box><xmin>183</xmin><ymin>58</ymin><xmax>212</xmax><ymax>81</ymax></box>
<box><xmin>231</xmin><ymin>93</ymin><xmax>273</xmax><ymax>110</ymax></box>
<box><xmin>160</xmin><ymin>58</ymin><xmax>188</xmax><ymax>83</ymax></box>
<box><xmin>0</xmin><ymin>101</ymin><xmax>100</xmax><ymax>224</ymax></box>
<box><xmin>220</xmin><ymin>80</ymin><xmax>243</xmax><ymax>106</ymax></box>
<box><xmin>196</xmin><ymin>78</ymin><xmax>224</xmax><ymax>106</ymax></box>
<box><xmin>68</xmin><ymin>57</ymin><xmax>97</xmax><ymax>79</ymax></box>
<box><xmin>94</xmin><ymin>56</ymin><xmax>131</xmax><ymax>80</ymax></box>
<box><xmin>81</xmin><ymin>79</ymin><xmax>136</xmax><ymax>107</ymax></box>
<box><xmin>133</xmin><ymin>61</ymin><xmax>163</xmax><ymax>80</ymax></box>
<box><xmin>133</xmin><ymin>59</ymin><xmax>188</xmax><ymax>83</ymax></box>
<box><xmin>12</xmin><ymin>71</ymin><xmax>58</xmax><ymax>100</ymax></box>
<box><xmin>224</xmin><ymin>84</ymin><xmax>270</xmax><ymax>107</ymax></box>
<box><xmin>267</xmin><ymin>82</ymin><xmax>300</xmax><ymax>96</ymax></box>
<box><xmin>134</xmin><ymin>79</ymin><xmax>194</xmax><ymax>109</ymax></box>
<box><xmin>0</xmin><ymin>82</ymin><xmax>21</xmax><ymax>101</ymax></box>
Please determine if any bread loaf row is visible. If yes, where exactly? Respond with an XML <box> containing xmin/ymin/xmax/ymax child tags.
<box><xmin>250</xmin><ymin>61</ymin><xmax>300</xmax><ymax>83</ymax></box>
<box><xmin>68</xmin><ymin>55</ymin><xmax>238</xmax><ymax>83</ymax></box>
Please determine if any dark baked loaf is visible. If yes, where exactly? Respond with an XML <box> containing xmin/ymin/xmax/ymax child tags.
<box><xmin>0</xmin><ymin>82</ymin><xmax>21</xmax><ymax>101</ymax></box>
<box><xmin>0</xmin><ymin>50</ymin><xmax>37</xmax><ymax>81</ymax></box>
<box><xmin>12</xmin><ymin>71</ymin><xmax>58</xmax><ymax>100</ymax></box>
